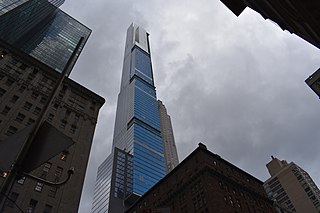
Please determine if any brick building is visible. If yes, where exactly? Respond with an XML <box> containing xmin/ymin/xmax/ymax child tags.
<box><xmin>126</xmin><ymin>143</ymin><xmax>277</xmax><ymax>213</ymax></box>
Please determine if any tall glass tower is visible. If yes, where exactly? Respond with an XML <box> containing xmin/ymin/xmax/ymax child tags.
<box><xmin>92</xmin><ymin>23</ymin><xmax>167</xmax><ymax>213</ymax></box>
<box><xmin>0</xmin><ymin>0</ymin><xmax>90</xmax><ymax>75</ymax></box>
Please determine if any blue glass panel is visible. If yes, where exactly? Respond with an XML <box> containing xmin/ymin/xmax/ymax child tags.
<box><xmin>134</xmin><ymin>47</ymin><xmax>153</xmax><ymax>85</ymax></box>
<box><xmin>134</xmin><ymin>79</ymin><xmax>156</xmax><ymax>98</ymax></box>
<box><xmin>134</xmin><ymin>125</ymin><xmax>164</xmax><ymax>153</ymax></box>
<box><xmin>134</xmin><ymin>84</ymin><xmax>161</xmax><ymax>130</ymax></box>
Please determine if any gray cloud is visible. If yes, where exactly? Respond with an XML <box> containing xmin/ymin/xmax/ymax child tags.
<box><xmin>61</xmin><ymin>1</ymin><xmax>320</xmax><ymax>212</ymax></box>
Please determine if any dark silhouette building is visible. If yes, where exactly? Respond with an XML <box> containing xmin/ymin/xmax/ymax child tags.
<box><xmin>126</xmin><ymin>143</ymin><xmax>278</xmax><ymax>213</ymax></box>
<box><xmin>0</xmin><ymin>1</ymin><xmax>104</xmax><ymax>212</ymax></box>
<box><xmin>306</xmin><ymin>68</ymin><xmax>320</xmax><ymax>99</ymax></box>
<box><xmin>220</xmin><ymin>0</ymin><xmax>320</xmax><ymax>49</ymax></box>
<box><xmin>0</xmin><ymin>40</ymin><xmax>104</xmax><ymax>213</ymax></box>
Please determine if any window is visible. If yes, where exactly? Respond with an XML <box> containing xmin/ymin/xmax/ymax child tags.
<box><xmin>43</xmin><ymin>204</ymin><xmax>53</xmax><ymax>213</ymax></box>
<box><xmin>26</xmin><ymin>118</ymin><xmax>35</xmax><ymax>126</ymax></box>
<box><xmin>40</xmin><ymin>96</ymin><xmax>47</xmax><ymax>104</ymax></box>
<box><xmin>60</xmin><ymin>151</ymin><xmax>69</xmax><ymax>161</ymax></box>
<box><xmin>5</xmin><ymin>78</ymin><xmax>14</xmax><ymax>86</ymax></box>
<box><xmin>48</xmin><ymin>187</ymin><xmax>57</xmax><ymax>198</ymax></box>
<box><xmin>65</xmin><ymin>110</ymin><xmax>71</xmax><ymax>117</ymax></box>
<box><xmin>31</xmin><ymin>92</ymin><xmax>39</xmax><ymax>100</ymax></box>
<box><xmin>6</xmin><ymin>192</ymin><xmax>19</xmax><ymax>208</ymax></box>
<box><xmin>54</xmin><ymin>167</ymin><xmax>63</xmax><ymax>181</ymax></box>
<box><xmin>6</xmin><ymin>126</ymin><xmax>18</xmax><ymax>136</ymax></box>
<box><xmin>42</xmin><ymin>162</ymin><xmax>52</xmax><ymax>174</ymax></box>
<box><xmin>2</xmin><ymin>106</ymin><xmax>11</xmax><ymax>115</ymax></box>
<box><xmin>0</xmin><ymin>88</ymin><xmax>6</xmax><ymax>97</ymax></box>
<box><xmin>19</xmin><ymin>85</ymin><xmax>26</xmax><ymax>93</ymax></box>
<box><xmin>53</xmin><ymin>103</ymin><xmax>59</xmax><ymax>110</ymax></box>
<box><xmin>26</xmin><ymin>199</ymin><xmax>38</xmax><ymax>213</ymax></box>
<box><xmin>23</xmin><ymin>102</ymin><xmax>32</xmax><ymax>111</ymax></box>
<box><xmin>60</xmin><ymin>120</ymin><xmax>67</xmax><ymax>129</ymax></box>
<box><xmin>17</xmin><ymin>176</ymin><xmax>26</xmax><ymax>185</ymax></box>
<box><xmin>10</xmin><ymin>95</ymin><xmax>19</xmax><ymax>103</ymax></box>
<box><xmin>33</xmin><ymin>107</ymin><xmax>41</xmax><ymax>115</ymax></box>
<box><xmin>70</xmin><ymin>125</ymin><xmax>76</xmax><ymax>134</ymax></box>
<box><xmin>20</xmin><ymin>63</ymin><xmax>27</xmax><ymax>70</ymax></box>
<box><xmin>74</xmin><ymin>114</ymin><xmax>80</xmax><ymax>123</ymax></box>
<box><xmin>15</xmin><ymin>113</ymin><xmax>26</xmax><ymax>122</ymax></box>
<box><xmin>47</xmin><ymin>113</ymin><xmax>54</xmax><ymax>122</ymax></box>
<box><xmin>35</xmin><ymin>182</ymin><xmax>44</xmax><ymax>192</ymax></box>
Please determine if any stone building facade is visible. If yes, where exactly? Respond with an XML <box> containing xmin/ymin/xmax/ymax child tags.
<box><xmin>0</xmin><ymin>42</ymin><xmax>104</xmax><ymax>213</ymax></box>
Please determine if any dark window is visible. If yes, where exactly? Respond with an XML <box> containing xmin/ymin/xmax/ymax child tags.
<box><xmin>26</xmin><ymin>118</ymin><xmax>35</xmax><ymax>126</ymax></box>
<box><xmin>48</xmin><ymin>187</ymin><xmax>57</xmax><ymax>198</ymax></box>
<box><xmin>20</xmin><ymin>63</ymin><xmax>27</xmax><ymax>70</ymax></box>
<box><xmin>6</xmin><ymin>192</ymin><xmax>19</xmax><ymax>208</ymax></box>
<box><xmin>15</xmin><ymin>113</ymin><xmax>26</xmax><ymax>122</ymax></box>
<box><xmin>40</xmin><ymin>96</ymin><xmax>47</xmax><ymax>104</ymax></box>
<box><xmin>31</xmin><ymin>92</ymin><xmax>39</xmax><ymax>100</ymax></box>
<box><xmin>26</xmin><ymin>199</ymin><xmax>38</xmax><ymax>213</ymax></box>
<box><xmin>70</xmin><ymin>125</ymin><xmax>76</xmax><ymax>134</ymax></box>
<box><xmin>53</xmin><ymin>103</ymin><xmax>59</xmax><ymax>110</ymax></box>
<box><xmin>43</xmin><ymin>204</ymin><xmax>53</xmax><ymax>213</ymax></box>
<box><xmin>65</xmin><ymin>109</ymin><xmax>71</xmax><ymax>117</ymax></box>
<box><xmin>5</xmin><ymin>78</ymin><xmax>14</xmax><ymax>86</ymax></box>
<box><xmin>0</xmin><ymin>88</ymin><xmax>6</xmax><ymax>97</ymax></box>
<box><xmin>48</xmin><ymin>113</ymin><xmax>54</xmax><ymax>122</ymax></box>
<box><xmin>2</xmin><ymin>106</ymin><xmax>11</xmax><ymax>115</ymax></box>
<box><xmin>10</xmin><ymin>95</ymin><xmax>19</xmax><ymax>103</ymax></box>
<box><xmin>6</xmin><ymin>126</ymin><xmax>18</xmax><ymax>136</ymax></box>
<box><xmin>60</xmin><ymin>120</ymin><xmax>67</xmax><ymax>129</ymax></box>
<box><xmin>23</xmin><ymin>102</ymin><xmax>32</xmax><ymax>111</ymax></box>
<box><xmin>54</xmin><ymin>167</ymin><xmax>63</xmax><ymax>181</ymax></box>
<box><xmin>19</xmin><ymin>85</ymin><xmax>26</xmax><ymax>93</ymax></box>
<box><xmin>33</xmin><ymin>107</ymin><xmax>41</xmax><ymax>115</ymax></box>
<box><xmin>74</xmin><ymin>114</ymin><xmax>80</xmax><ymax>123</ymax></box>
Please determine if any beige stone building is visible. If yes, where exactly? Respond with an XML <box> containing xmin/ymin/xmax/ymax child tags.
<box><xmin>0</xmin><ymin>42</ymin><xmax>104</xmax><ymax>212</ymax></box>
<box><xmin>158</xmin><ymin>100</ymin><xmax>179</xmax><ymax>173</ymax></box>
<box><xmin>264</xmin><ymin>157</ymin><xmax>320</xmax><ymax>213</ymax></box>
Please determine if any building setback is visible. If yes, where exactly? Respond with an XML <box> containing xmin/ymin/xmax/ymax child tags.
<box><xmin>220</xmin><ymin>0</ymin><xmax>320</xmax><ymax>49</ymax></box>
<box><xmin>264</xmin><ymin>157</ymin><xmax>320</xmax><ymax>213</ymax></box>
<box><xmin>126</xmin><ymin>143</ymin><xmax>277</xmax><ymax>213</ymax></box>
<box><xmin>0</xmin><ymin>41</ymin><xmax>104</xmax><ymax>212</ymax></box>
<box><xmin>92</xmin><ymin>23</ymin><xmax>175</xmax><ymax>212</ymax></box>
<box><xmin>158</xmin><ymin>100</ymin><xmax>179</xmax><ymax>173</ymax></box>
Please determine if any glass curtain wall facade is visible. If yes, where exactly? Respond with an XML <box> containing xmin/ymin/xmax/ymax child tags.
<box><xmin>0</xmin><ymin>0</ymin><xmax>90</xmax><ymax>75</ymax></box>
<box><xmin>92</xmin><ymin>23</ymin><xmax>166</xmax><ymax>213</ymax></box>
<box><xmin>0</xmin><ymin>0</ymin><xmax>29</xmax><ymax>15</ymax></box>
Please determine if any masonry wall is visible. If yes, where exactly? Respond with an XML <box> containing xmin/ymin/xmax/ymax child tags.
<box><xmin>126</xmin><ymin>145</ymin><xmax>277</xmax><ymax>213</ymax></box>
<box><xmin>0</xmin><ymin>44</ymin><xmax>104</xmax><ymax>213</ymax></box>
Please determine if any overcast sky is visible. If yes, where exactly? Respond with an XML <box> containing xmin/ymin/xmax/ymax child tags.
<box><xmin>60</xmin><ymin>1</ymin><xmax>320</xmax><ymax>212</ymax></box>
